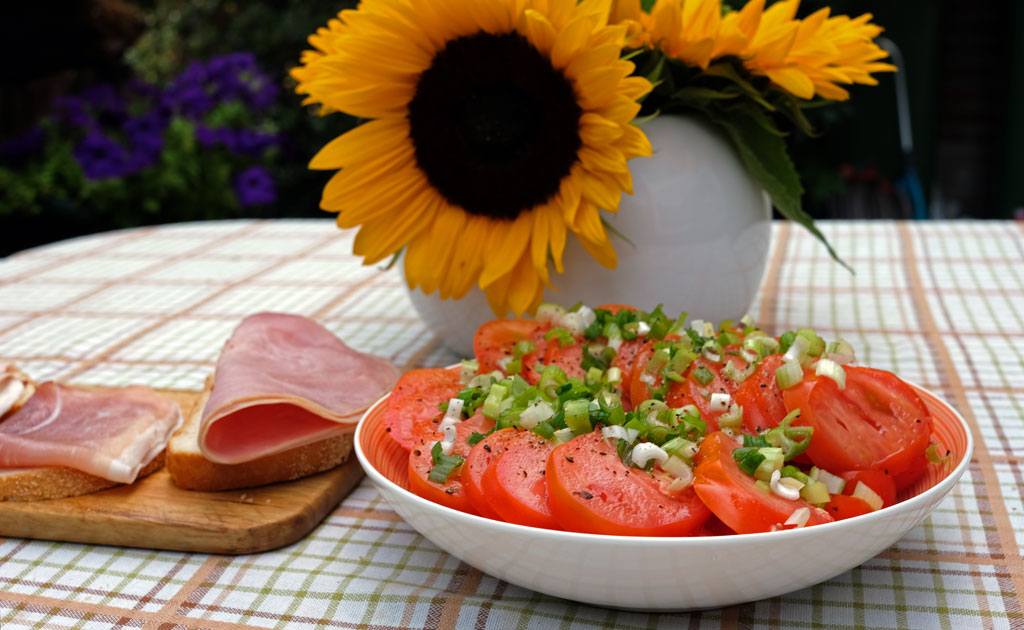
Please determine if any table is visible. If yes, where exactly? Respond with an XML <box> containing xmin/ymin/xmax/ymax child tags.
<box><xmin>0</xmin><ymin>219</ymin><xmax>1021</xmax><ymax>630</ymax></box>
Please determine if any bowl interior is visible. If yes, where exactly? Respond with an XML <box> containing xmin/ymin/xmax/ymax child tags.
<box><xmin>359</xmin><ymin>383</ymin><xmax>969</xmax><ymax>520</ymax></box>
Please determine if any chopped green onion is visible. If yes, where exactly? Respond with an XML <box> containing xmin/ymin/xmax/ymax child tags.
<box><xmin>811</xmin><ymin>466</ymin><xmax>846</xmax><ymax>494</ymax></box>
<box><xmin>718</xmin><ymin>404</ymin><xmax>744</xmax><ymax>429</ymax></box>
<box><xmin>519</xmin><ymin>400</ymin><xmax>554</xmax><ymax>429</ymax></box>
<box><xmin>754</xmin><ymin>447</ymin><xmax>785</xmax><ymax>481</ymax></box>
<box><xmin>814</xmin><ymin>358</ymin><xmax>846</xmax><ymax>389</ymax></box>
<box><xmin>775</xmin><ymin>359</ymin><xmax>804</xmax><ymax>390</ymax></box>
<box><xmin>544</xmin><ymin>327</ymin><xmax>575</xmax><ymax>347</ymax></box>
<box><xmin>459</xmin><ymin>360</ymin><xmax>479</xmax><ymax>384</ymax></box>
<box><xmin>481</xmin><ymin>383</ymin><xmax>508</xmax><ymax>419</ymax></box>
<box><xmin>763</xmin><ymin>409</ymin><xmax>813</xmax><ymax>460</ymax></box>
<box><xmin>531</xmin><ymin>421</ymin><xmax>556</xmax><ymax>440</ymax></box>
<box><xmin>428</xmin><ymin>442</ymin><xmax>464</xmax><ymax>483</ymax></box>
<box><xmin>536</xmin><ymin>302</ymin><xmax>565</xmax><ymax>324</ymax></box>
<box><xmin>852</xmin><ymin>481</ymin><xmax>883</xmax><ymax>511</ymax></box>
<box><xmin>800</xmin><ymin>480</ymin><xmax>830</xmax><ymax>505</ymax></box>
<box><xmin>780</xmin><ymin>465</ymin><xmax>810</xmax><ymax>484</ymax></box>
<box><xmin>691</xmin><ymin>364</ymin><xmax>714</xmax><ymax>385</ymax></box>
<box><xmin>735</xmin><ymin>449</ymin><xmax>766</xmax><ymax>476</ymax></box>
<box><xmin>585</xmin><ymin>366</ymin><xmax>604</xmax><ymax>387</ymax></box>
<box><xmin>466</xmin><ymin>431</ymin><xmax>490</xmax><ymax>446</ymax></box>
<box><xmin>926</xmin><ymin>442</ymin><xmax>950</xmax><ymax>463</ymax></box>
<box><xmin>778</xmin><ymin>331</ymin><xmax>797</xmax><ymax>354</ymax></box>
<box><xmin>740</xmin><ymin>314</ymin><xmax>756</xmax><ymax>328</ymax></box>
<box><xmin>563</xmin><ymin>399</ymin><xmax>592</xmax><ymax>435</ymax></box>
<box><xmin>661</xmin><ymin>455</ymin><xmax>691</xmax><ymax>479</ymax></box>
<box><xmin>605</xmin><ymin>366</ymin><xmax>622</xmax><ymax>385</ymax></box>
<box><xmin>537</xmin><ymin>364</ymin><xmax>568</xmax><ymax>399</ymax></box>
<box><xmin>825</xmin><ymin>338</ymin><xmax>856</xmax><ymax>365</ymax></box>
<box><xmin>796</xmin><ymin>328</ymin><xmax>825</xmax><ymax>357</ymax></box>
<box><xmin>717</xmin><ymin>330</ymin><xmax>742</xmax><ymax>347</ymax></box>
<box><xmin>754</xmin><ymin>479</ymin><xmax>771</xmax><ymax>495</ymax></box>
<box><xmin>723</xmin><ymin>360</ymin><xmax>756</xmax><ymax>384</ymax></box>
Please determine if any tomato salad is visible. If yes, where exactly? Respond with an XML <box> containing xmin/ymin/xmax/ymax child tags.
<box><xmin>385</xmin><ymin>303</ymin><xmax>945</xmax><ymax>535</ymax></box>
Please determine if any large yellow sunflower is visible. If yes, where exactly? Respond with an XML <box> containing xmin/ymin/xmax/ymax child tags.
<box><xmin>613</xmin><ymin>0</ymin><xmax>894</xmax><ymax>101</ymax></box>
<box><xmin>292</xmin><ymin>0</ymin><xmax>653</xmax><ymax>316</ymax></box>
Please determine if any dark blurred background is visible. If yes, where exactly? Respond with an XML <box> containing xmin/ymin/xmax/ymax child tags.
<box><xmin>0</xmin><ymin>0</ymin><xmax>1021</xmax><ymax>257</ymax></box>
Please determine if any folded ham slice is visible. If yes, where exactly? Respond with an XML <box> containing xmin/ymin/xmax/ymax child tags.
<box><xmin>198</xmin><ymin>313</ymin><xmax>400</xmax><ymax>464</ymax></box>
<box><xmin>0</xmin><ymin>382</ymin><xmax>182</xmax><ymax>483</ymax></box>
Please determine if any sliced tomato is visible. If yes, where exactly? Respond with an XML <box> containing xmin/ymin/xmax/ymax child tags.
<box><xmin>383</xmin><ymin>367</ymin><xmax>462</xmax><ymax>450</ymax></box>
<box><xmin>545</xmin><ymin>431</ymin><xmax>711</xmax><ymax>536</ymax></box>
<box><xmin>782</xmin><ymin>366</ymin><xmax>932</xmax><ymax>489</ymax></box>
<box><xmin>611</xmin><ymin>338</ymin><xmax>644</xmax><ymax>410</ymax></box>
<box><xmin>891</xmin><ymin>450</ymin><xmax>930</xmax><ymax>490</ymax></box>
<box><xmin>693</xmin><ymin>431</ymin><xmax>833</xmax><ymax>534</ymax></box>
<box><xmin>473</xmin><ymin>318</ymin><xmax>546</xmax><ymax>382</ymax></box>
<box><xmin>596</xmin><ymin>304</ymin><xmax>637</xmax><ymax>314</ymax></box>
<box><xmin>461</xmin><ymin>428</ymin><xmax>519</xmax><ymax>520</ymax></box>
<box><xmin>407</xmin><ymin>413</ymin><xmax>495</xmax><ymax>515</ymax></box>
<box><xmin>542</xmin><ymin>335</ymin><xmax>586</xmax><ymax>382</ymax></box>
<box><xmin>663</xmin><ymin>349</ymin><xmax>749</xmax><ymax>433</ymax></box>
<box><xmin>839</xmin><ymin>469</ymin><xmax>897</xmax><ymax>508</ymax></box>
<box><xmin>734</xmin><ymin>354</ymin><xmax>789</xmax><ymax>434</ymax></box>
<box><xmin>823</xmin><ymin>494</ymin><xmax>874</xmax><ymax>521</ymax></box>
<box><xmin>480</xmin><ymin>429</ymin><xmax>560</xmax><ymax>529</ymax></box>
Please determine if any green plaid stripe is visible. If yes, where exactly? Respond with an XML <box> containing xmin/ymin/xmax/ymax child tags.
<box><xmin>0</xmin><ymin>219</ymin><xmax>1022</xmax><ymax>629</ymax></box>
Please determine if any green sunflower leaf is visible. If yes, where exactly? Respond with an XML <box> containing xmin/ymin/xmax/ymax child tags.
<box><xmin>707</xmin><ymin>109</ymin><xmax>852</xmax><ymax>273</ymax></box>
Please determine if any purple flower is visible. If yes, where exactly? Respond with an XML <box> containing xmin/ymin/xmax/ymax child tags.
<box><xmin>164</xmin><ymin>84</ymin><xmax>215</xmax><ymax>119</ymax></box>
<box><xmin>195</xmin><ymin>125</ymin><xmax>237</xmax><ymax>151</ymax></box>
<box><xmin>207</xmin><ymin>52</ymin><xmax>257</xmax><ymax>77</ymax></box>
<box><xmin>74</xmin><ymin>132</ymin><xmax>131</xmax><ymax>180</ymax></box>
<box><xmin>234</xmin><ymin>129</ymin><xmax>279</xmax><ymax>157</ymax></box>
<box><xmin>52</xmin><ymin>95</ymin><xmax>94</xmax><ymax>129</ymax></box>
<box><xmin>233</xmin><ymin>166</ymin><xmax>276</xmax><ymax>207</ymax></box>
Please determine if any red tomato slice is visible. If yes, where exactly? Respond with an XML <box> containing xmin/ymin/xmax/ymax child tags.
<box><xmin>542</xmin><ymin>335</ymin><xmax>586</xmax><ymax>382</ymax></box>
<box><xmin>782</xmin><ymin>366</ymin><xmax>932</xmax><ymax>488</ymax></box>
<box><xmin>407</xmin><ymin>413</ymin><xmax>494</xmax><ymax>515</ymax></box>
<box><xmin>461</xmin><ymin>428</ymin><xmax>519</xmax><ymax>520</ymax></box>
<box><xmin>383</xmin><ymin>367</ymin><xmax>462</xmax><ymax>450</ymax></box>
<box><xmin>839</xmin><ymin>469</ymin><xmax>897</xmax><ymax>508</ymax></box>
<box><xmin>664</xmin><ymin>349</ymin><xmax>748</xmax><ymax>432</ymax></box>
<box><xmin>693</xmin><ymin>432</ymin><xmax>833</xmax><ymax>534</ymax></box>
<box><xmin>474</xmin><ymin>319</ymin><xmax>547</xmax><ymax>383</ymax></box>
<box><xmin>545</xmin><ymin>431</ymin><xmax>711</xmax><ymax>536</ymax></box>
<box><xmin>596</xmin><ymin>304</ymin><xmax>637</xmax><ymax>314</ymax></box>
<box><xmin>823</xmin><ymin>494</ymin><xmax>874</xmax><ymax>520</ymax></box>
<box><xmin>734</xmin><ymin>354</ymin><xmax>789</xmax><ymax>434</ymax></box>
<box><xmin>480</xmin><ymin>429</ymin><xmax>560</xmax><ymax>529</ymax></box>
<box><xmin>612</xmin><ymin>339</ymin><xmax>644</xmax><ymax>410</ymax></box>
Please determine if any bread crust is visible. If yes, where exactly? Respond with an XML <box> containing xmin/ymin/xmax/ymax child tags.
<box><xmin>166</xmin><ymin>384</ymin><xmax>354</xmax><ymax>492</ymax></box>
<box><xmin>0</xmin><ymin>452</ymin><xmax>165</xmax><ymax>502</ymax></box>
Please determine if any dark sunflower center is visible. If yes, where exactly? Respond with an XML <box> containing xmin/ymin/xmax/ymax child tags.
<box><xmin>408</xmin><ymin>31</ymin><xmax>582</xmax><ymax>220</ymax></box>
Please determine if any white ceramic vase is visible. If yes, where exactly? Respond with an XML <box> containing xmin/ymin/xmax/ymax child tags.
<box><xmin>406</xmin><ymin>115</ymin><xmax>773</xmax><ymax>357</ymax></box>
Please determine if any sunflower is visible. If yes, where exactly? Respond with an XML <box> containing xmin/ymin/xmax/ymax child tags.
<box><xmin>614</xmin><ymin>0</ymin><xmax>894</xmax><ymax>101</ymax></box>
<box><xmin>292</xmin><ymin>0</ymin><xmax>653</xmax><ymax>317</ymax></box>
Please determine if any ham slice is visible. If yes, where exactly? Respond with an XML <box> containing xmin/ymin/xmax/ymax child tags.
<box><xmin>0</xmin><ymin>382</ymin><xmax>182</xmax><ymax>483</ymax></box>
<box><xmin>198</xmin><ymin>313</ymin><xmax>400</xmax><ymax>464</ymax></box>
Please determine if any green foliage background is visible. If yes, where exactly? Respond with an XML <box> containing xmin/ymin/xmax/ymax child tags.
<box><xmin>0</xmin><ymin>0</ymin><xmax>358</xmax><ymax>255</ymax></box>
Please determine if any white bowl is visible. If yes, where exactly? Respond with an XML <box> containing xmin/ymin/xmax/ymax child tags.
<box><xmin>354</xmin><ymin>383</ymin><xmax>972</xmax><ymax>611</ymax></box>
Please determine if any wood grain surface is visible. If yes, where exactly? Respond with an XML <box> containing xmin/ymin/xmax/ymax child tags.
<box><xmin>0</xmin><ymin>389</ymin><xmax>365</xmax><ymax>554</ymax></box>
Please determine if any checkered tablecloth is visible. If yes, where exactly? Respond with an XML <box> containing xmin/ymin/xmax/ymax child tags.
<box><xmin>0</xmin><ymin>219</ymin><xmax>1021</xmax><ymax>630</ymax></box>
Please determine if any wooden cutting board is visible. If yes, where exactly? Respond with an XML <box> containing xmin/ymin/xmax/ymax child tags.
<box><xmin>0</xmin><ymin>390</ymin><xmax>365</xmax><ymax>555</ymax></box>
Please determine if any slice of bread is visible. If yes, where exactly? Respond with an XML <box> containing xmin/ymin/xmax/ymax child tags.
<box><xmin>166</xmin><ymin>387</ymin><xmax>353</xmax><ymax>492</ymax></box>
<box><xmin>0</xmin><ymin>366</ymin><xmax>169</xmax><ymax>501</ymax></box>
<box><xmin>0</xmin><ymin>452</ymin><xmax>165</xmax><ymax>502</ymax></box>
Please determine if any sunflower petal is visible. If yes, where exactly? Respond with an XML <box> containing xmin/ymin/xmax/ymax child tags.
<box><xmin>479</xmin><ymin>213</ymin><xmax>533</xmax><ymax>288</ymax></box>
<box><xmin>309</xmin><ymin>119</ymin><xmax>409</xmax><ymax>170</ymax></box>
<box><xmin>404</xmin><ymin>200</ymin><xmax>464</xmax><ymax>294</ymax></box>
